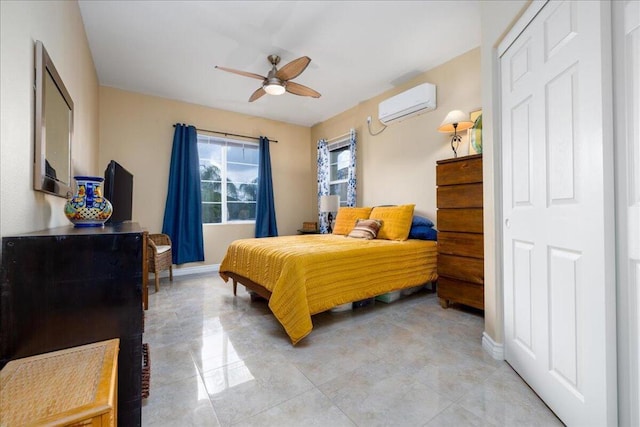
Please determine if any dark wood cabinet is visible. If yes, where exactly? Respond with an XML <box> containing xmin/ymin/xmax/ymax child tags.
<box><xmin>436</xmin><ymin>154</ymin><xmax>484</xmax><ymax>310</ymax></box>
<box><xmin>1</xmin><ymin>223</ymin><xmax>144</xmax><ymax>426</ymax></box>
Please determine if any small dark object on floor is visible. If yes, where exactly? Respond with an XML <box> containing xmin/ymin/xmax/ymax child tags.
<box><xmin>142</xmin><ymin>343</ymin><xmax>150</xmax><ymax>399</ymax></box>
<box><xmin>352</xmin><ymin>298</ymin><xmax>375</xmax><ymax>309</ymax></box>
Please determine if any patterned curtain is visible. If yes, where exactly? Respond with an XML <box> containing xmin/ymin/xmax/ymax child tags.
<box><xmin>346</xmin><ymin>129</ymin><xmax>357</xmax><ymax>207</ymax></box>
<box><xmin>317</xmin><ymin>129</ymin><xmax>357</xmax><ymax>233</ymax></box>
<box><xmin>317</xmin><ymin>139</ymin><xmax>330</xmax><ymax>233</ymax></box>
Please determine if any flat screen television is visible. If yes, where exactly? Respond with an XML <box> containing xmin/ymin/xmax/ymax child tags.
<box><xmin>104</xmin><ymin>160</ymin><xmax>133</xmax><ymax>224</ymax></box>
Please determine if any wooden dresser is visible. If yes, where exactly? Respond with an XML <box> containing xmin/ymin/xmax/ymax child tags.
<box><xmin>1</xmin><ymin>223</ymin><xmax>144</xmax><ymax>425</ymax></box>
<box><xmin>436</xmin><ymin>154</ymin><xmax>484</xmax><ymax>310</ymax></box>
<box><xmin>1</xmin><ymin>339</ymin><xmax>119</xmax><ymax>426</ymax></box>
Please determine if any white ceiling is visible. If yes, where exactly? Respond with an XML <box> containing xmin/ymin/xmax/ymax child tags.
<box><xmin>78</xmin><ymin>1</ymin><xmax>481</xmax><ymax>127</ymax></box>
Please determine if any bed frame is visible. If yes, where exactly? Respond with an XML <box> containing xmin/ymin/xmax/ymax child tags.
<box><xmin>227</xmin><ymin>271</ymin><xmax>437</xmax><ymax>306</ymax></box>
<box><xmin>227</xmin><ymin>272</ymin><xmax>272</xmax><ymax>300</ymax></box>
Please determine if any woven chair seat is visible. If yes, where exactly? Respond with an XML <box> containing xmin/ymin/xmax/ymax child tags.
<box><xmin>148</xmin><ymin>233</ymin><xmax>173</xmax><ymax>292</ymax></box>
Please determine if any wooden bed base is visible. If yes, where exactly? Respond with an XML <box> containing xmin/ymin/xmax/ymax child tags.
<box><xmin>225</xmin><ymin>271</ymin><xmax>437</xmax><ymax>306</ymax></box>
<box><xmin>226</xmin><ymin>272</ymin><xmax>272</xmax><ymax>301</ymax></box>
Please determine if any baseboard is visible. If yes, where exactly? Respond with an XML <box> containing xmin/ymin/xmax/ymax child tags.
<box><xmin>150</xmin><ymin>263</ymin><xmax>219</xmax><ymax>279</ymax></box>
<box><xmin>482</xmin><ymin>332</ymin><xmax>505</xmax><ymax>360</ymax></box>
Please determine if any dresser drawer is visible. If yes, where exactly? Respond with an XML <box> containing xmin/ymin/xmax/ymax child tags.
<box><xmin>437</xmin><ymin>277</ymin><xmax>484</xmax><ymax>310</ymax></box>
<box><xmin>438</xmin><ymin>254</ymin><xmax>484</xmax><ymax>284</ymax></box>
<box><xmin>437</xmin><ymin>183</ymin><xmax>483</xmax><ymax>208</ymax></box>
<box><xmin>435</xmin><ymin>154</ymin><xmax>484</xmax><ymax>311</ymax></box>
<box><xmin>436</xmin><ymin>155</ymin><xmax>482</xmax><ymax>186</ymax></box>
<box><xmin>437</xmin><ymin>208</ymin><xmax>483</xmax><ymax>233</ymax></box>
<box><xmin>438</xmin><ymin>232</ymin><xmax>484</xmax><ymax>258</ymax></box>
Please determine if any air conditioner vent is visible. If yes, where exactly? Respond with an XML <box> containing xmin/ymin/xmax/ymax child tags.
<box><xmin>378</xmin><ymin>83</ymin><xmax>437</xmax><ymax>125</ymax></box>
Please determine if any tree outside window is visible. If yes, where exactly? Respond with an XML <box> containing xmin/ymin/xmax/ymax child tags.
<box><xmin>198</xmin><ymin>134</ymin><xmax>258</xmax><ymax>224</ymax></box>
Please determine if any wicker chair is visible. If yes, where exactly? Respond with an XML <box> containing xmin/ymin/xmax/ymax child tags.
<box><xmin>147</xmin><ymin>233</ymin><xmax>173</xmax><ymax>292</ymax></box>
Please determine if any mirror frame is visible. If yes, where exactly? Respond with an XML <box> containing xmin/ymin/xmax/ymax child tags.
<box><xmin>34</xmin><ymin>40</ymin><xmax>74</xmax><ymax>198</ymax></box>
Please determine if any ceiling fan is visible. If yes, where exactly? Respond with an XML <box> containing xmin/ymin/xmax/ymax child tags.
<box><xmin>216</xmin><ymin>55</ymin><xmax>321</xmax><ymax>102</ymax></box>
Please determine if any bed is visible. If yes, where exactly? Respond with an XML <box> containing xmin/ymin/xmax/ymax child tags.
<box><xmin>219</xmin><ymin>233</ymin><xmax>438</xmax><ymax>345</ymax></box>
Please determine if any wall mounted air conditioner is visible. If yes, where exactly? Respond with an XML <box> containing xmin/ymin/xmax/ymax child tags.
<box><xmin>378</xmin><ymin>82</ymin><xmax>437</xmax><ymax>125</ymax></box>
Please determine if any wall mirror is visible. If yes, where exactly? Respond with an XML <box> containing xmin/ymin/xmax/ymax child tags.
<box><xmin>34</xmin><ymin>40</ymin><xmax>73</xmax><ymax>198</ymax></box>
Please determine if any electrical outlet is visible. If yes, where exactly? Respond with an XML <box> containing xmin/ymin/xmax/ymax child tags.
<box><xmin>367</xmin><ymin>116</ymin><xmax>372</xmax><ymax>124</ymax></box>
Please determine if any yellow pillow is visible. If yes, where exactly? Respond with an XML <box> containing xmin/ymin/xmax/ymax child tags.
<box><xmin>369</xmin><ymin>204</ymin><xmax>415</xmax><ymax>240</ymax></box>
<box><xmin>332</xmin><ymin>207</ymin><xmax>373</xmax><ymax>235</ymax></box>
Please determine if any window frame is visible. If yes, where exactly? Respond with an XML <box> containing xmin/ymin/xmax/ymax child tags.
<box><xmin>197</xmin><ymin>133</ymin><xmax>259</xmax><ymax>225</ymax></box>
<box><xmin>328</xmin><ymin>138</ymin><xmax>351</xmax><ymax>207</ymax></box>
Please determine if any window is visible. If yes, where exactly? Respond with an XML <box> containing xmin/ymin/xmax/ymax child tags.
<box><xmin>328</xmin><ymin>141</ymin><xmax>350</xmax><ymax>207</ymax></box>
<box><xmin>197</xmin><ymin>134</ymin><xmax>259</xmax><ymax>224</ymax></box>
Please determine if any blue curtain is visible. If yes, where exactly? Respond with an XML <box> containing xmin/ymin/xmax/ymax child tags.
<box><xmin>162</xmin><ymin>124</ymin><xmax>204</xmax><ymax>264</ymax></box>
<box><xmin>255</xmin><ymin>136</ymin><xmax>278</xmax><ymax>237</ymax></box>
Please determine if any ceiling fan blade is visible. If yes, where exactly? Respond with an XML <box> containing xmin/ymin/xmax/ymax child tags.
<box><xmin>215</xmin><ymin>66</ymin><xmax>265</xmax><ymax>81</ymax></box>
<box><xmin>285</xmin><ymin>81</ymin><xmax>321</xmax><ymax>98</ymax></box>
<box><xmin>249</xmin><ymin>87</ymin><xmax>266</xmax><ymax>102</ymax></box>
<box><xmin>276</xmin><ymin>56</ymin><xmax>311</xmax><ymax>81</ymax></box>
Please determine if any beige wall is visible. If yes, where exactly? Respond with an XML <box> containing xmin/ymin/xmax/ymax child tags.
<box><xmin>0</xmin><ymin>0</ymin><xmax>99</xmax><ymax>238</ymax></box>
<box><xmin>98</xmin><ymin>50</ymin><xmax>480</xmax><ymax>273</ymax></box>
<box><xmin>480</xmin><ymin>0</ymin><xmax>529</xmax><ymax>346</ymax></box>
<box><xmin>311</xmin><ymin>48</ymin><xmax>481</xmax><ymax>224</ymax></box>
<box><xmin>99</xmin><ymin>87</ymin><xmax>312</xmax><ymax>267</ymax></box>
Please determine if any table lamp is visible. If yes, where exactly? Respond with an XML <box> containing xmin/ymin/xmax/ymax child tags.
<box><xmin>319</xmin><ymin>195</ymin><xmax>340</xmax><ymax>233</ymax></box>
<box><xmin>438</xmin><ymin>110</ymin><xmax>474</xmax><ymax>158</ymax></box>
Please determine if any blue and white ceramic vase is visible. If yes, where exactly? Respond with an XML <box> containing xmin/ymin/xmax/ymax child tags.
<box><xmin>64</xmin><ymin>176</ymin><xmax>113</xmax><ymax>227</ymax></box>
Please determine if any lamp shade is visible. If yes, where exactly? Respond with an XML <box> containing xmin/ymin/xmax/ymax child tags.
<box><xmin>319</xmin><ymin>195</ymin><xmax>340</xmax><ymax>213</ymax></box>
<box><xmin>438</xmin><ymin>110</ymin><xmax>473</xmax><ymax>133</ymax></box>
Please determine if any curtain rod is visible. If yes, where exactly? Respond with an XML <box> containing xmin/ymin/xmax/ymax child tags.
<box><xmin>325</xmin><ymin>131</ymin><xmax>351</xmax><ymax>143</ymax></box>
<box><xmin>173</xmin><ymin>124</ymin><xmax>278</xmax><ymax>143</ymax></box>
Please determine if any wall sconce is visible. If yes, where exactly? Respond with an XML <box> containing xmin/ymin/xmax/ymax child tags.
<box><xmin>319</xmin><ymin>195</ymin><xmax>340</xmax><ymax>233</ymax></box>
<box><xmin>438</xmin><ymin>110</ymin><xmax>473</xmax><ymax>157</ymax></box>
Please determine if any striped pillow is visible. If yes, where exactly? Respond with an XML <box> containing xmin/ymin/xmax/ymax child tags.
<box><xmin>347</xmin><ymin>219</ymin><xmax>383</xmax><ymax>240</ymax></box>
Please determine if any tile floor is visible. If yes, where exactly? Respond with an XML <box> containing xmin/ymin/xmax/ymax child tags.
<box><xmin>141</xmin><ymin>274</ymin><xmax>562</xmax><ymax>426</ymax></box>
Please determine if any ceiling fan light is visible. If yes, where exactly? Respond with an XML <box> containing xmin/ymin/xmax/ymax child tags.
<box><xmin>264</xmin><ymin>83</ymin><xmax>285</xmax><ymax>96</ymax></box>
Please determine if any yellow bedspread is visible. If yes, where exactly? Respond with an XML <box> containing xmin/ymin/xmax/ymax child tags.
<box><xmin>219</xmin><ymin>234</ymin><xmax>438</xmax><ymax>344</ymax></box>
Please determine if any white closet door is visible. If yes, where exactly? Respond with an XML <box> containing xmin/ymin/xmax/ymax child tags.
<box><xmin>614</xmin><ymin>1</ymin><xmax>640</xmax><ymax>426</ymax></box>
<box><xmin>501</xmin><ymin>1</ymin><xmax>617</xmax><ymax>425</ymax></box>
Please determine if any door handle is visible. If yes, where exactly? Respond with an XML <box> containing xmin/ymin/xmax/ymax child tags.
<box><xmin>505</xmin><ymin>218</ymin><xmax>511</xmax><ymax>229</ymax></box>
